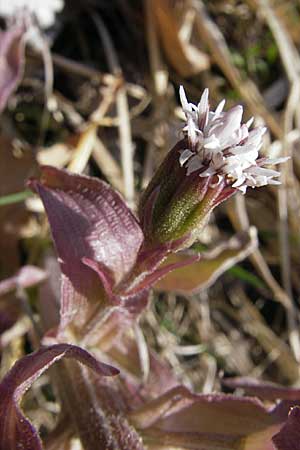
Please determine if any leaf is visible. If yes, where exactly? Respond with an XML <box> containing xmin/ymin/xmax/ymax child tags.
<box><xmin>28</xmin><ymin>166</ymin><xmax>144</xmax><ymax>329</ymax></box>
<box><xmin>0</xmin><ymin>265</ymin><xmax>46</xmax><ymax>297</ymax></box>
<box><xmin>31</xmin><ymin>166</ymin><xmax>144</xmax><ymax>282</ymax></box>
<box><xmin>130</xmin><ymin>385</ymin><xmax>299</xmax><ymax>450</ymax></box>
<box><xmin>154</xmin><ymin>228</ymin><xmax>257</xmax><ymax>294</ymax></box>
<box><xmin>222</xmin><ymin>377</ymin><xmax>300</xmax><ymax>402</ymax></box>
<box><xmin>0</xmin><ymin>344</ymin><xmax>118</xmax><ymax>450</ymax></box>
<box><xmin>272</xmin><ymin>406</ymin><xmax>300</xmax><ymax>450</ymax></box>
<box><xmin>0</xmin><ymin>21</ymin><xmax>26</xmax><ymax>113</ymax></box>
<box><xmin>143</xmin><ymin>427</ymin><xmax>240</xmax><ymax>450</ymax></box>
<box><xmin>228</xmin><ymin>265</ymin><xmax>265</xmax><ymax>289</ymax></box>
<box><xmin>116</xmin><ymin>244</ymin><xmax>200</xmax><ymax>298</ymax></box>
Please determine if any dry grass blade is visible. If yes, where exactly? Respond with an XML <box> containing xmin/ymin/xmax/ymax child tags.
<box><xmin>0</xmin><ymin>315</ymin><xmax>31</xmax><ymax>349</ymax></box>
<box><xmin>251</xmin><ymin>0</ymin><xmax>300</xmax><ymax>361</ymax></box>
<box><xmin>146</xmin><ymin>0</ymin><xmax>169</xmax><ymax>97</ymax></box>
<box><xmin>91</xmin><ymin>13</ymin><xmax>135</xmax><ymax>207</ymax></box>
<box><xmin>230</xmin><ymin>194</ymin><xmax>300</xmax><ymax>364</ymax></box>
<box><xmin>191</xmin><ymin>0</ymin><xmax>282</xmax><ymax>138</ymax></box>
<box><xmin>38</xmin><ymin>33</ymin><xmax>54</xmax><ymax>147</ymax></box>
<box><xmin>92</xmin><ymin>138</ymin><xmax>124</xmax><ymax>194</ymax></box>
<box><xmin>68</xmin><ymin>79</ymin><xmax>119</xmax><ymax>174</ymax></box>
<box><xmin>67</xmin><ymin>125</ymin><xmax>97</xmax><ymax>174</ymax></box>
<box><xmin>134</xmin><ymin>323</ymin><xmax>150</xmax><ymax>383</ymax></box>
<box><xmin>28</xmin><ymin>47</ymin><xmax>106</xmax><ymax>82</ymax></box>
<box><xmin>273</xmin><ymin>1</ymin><xmax>300</xmax><ymax>44</ymax></box>
<box><xmin>143</xmin><ymin>0</ymin><xmax>170</xmax><ymax>189</ymax></box>
<box><xmin>229</xmin><ymin>287</ymin><xmax>299</xmax><ymax>383</ymax></box>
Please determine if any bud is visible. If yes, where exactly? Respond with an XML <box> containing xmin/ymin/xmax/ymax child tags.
<box><xmin>139</xmin><ymin>87</ymin><xmax>288</xmax><ymax>250</ymax></box>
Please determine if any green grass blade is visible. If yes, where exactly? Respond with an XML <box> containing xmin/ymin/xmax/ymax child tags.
<box><xmin>0</xmin><ymin>190</ymin><xmax>33</xmax><ymax>207</ymax></box>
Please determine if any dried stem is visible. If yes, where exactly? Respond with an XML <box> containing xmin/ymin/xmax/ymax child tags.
<box><xmin>254</xmin><ymin>0</ymin><xmax>300</xmax><ymax>362</ymax></box>
<box><xmin>91</xmin><ymin>13</ymin><xmax>135</xmax><ymax>207</ymax></box>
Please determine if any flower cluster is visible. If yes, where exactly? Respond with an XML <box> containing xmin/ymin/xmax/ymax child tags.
<box><xmin>0</xmin><ymin>0</ymin><xmax>64</xmax><ymax>28</ymax></box>
<box><xmin>179</xmin><ymin>86</ymin><xmax>287</xmax><ymax>194</ymax></box>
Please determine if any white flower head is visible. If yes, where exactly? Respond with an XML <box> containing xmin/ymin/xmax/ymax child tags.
<box><xmin>0</xmin><ymin>0</ymin><xmax>64</xmax><ymax>29</ymax></box>
<box><xmin>179</xmin><ymin>86</ymin><xmax>288</xmax><ymax>193</ymax></box>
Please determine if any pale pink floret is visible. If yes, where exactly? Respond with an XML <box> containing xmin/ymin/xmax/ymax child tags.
<box><xmin>179</xmin><ymin>86</ymin><xmax>288</xmax><ymax>193</ymax></box>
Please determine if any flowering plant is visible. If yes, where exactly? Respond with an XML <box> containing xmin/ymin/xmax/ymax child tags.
<box><xmin>178</xmin><ymin>87</ymin><xmax>286</xmax><ymax>191</ymax></box>
<box><xmin>140</xmin><ymin>87</ymin><xmax>287</xmax><ymax>248</ymax></box>
<box><xmin>0</xmin><ymin>88</ymin><xmax>296</xmax><ymax>450</ymax></box>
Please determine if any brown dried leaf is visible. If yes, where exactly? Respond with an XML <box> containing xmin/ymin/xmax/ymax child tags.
<box><xmin>152</xmin><ymin>0</ymin><xmax>210</xmax><ymax>77</ymax></box>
